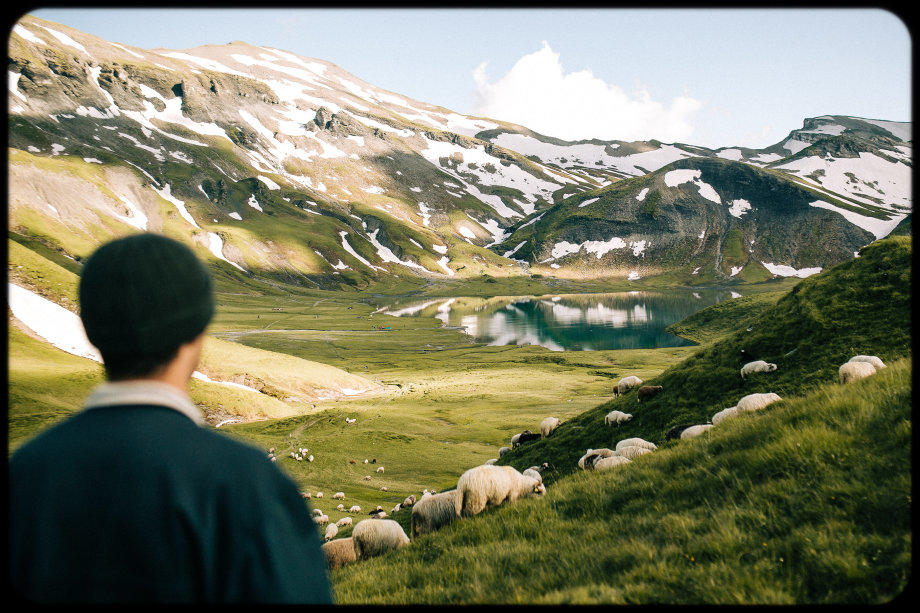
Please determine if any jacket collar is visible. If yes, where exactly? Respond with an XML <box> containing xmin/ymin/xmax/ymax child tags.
<box><xmin>83</xmin><ymin>380</ymin><xmax>204</xmax><ymax>426</ymax></box>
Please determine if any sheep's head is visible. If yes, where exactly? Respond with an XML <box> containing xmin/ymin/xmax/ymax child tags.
<box><xmin>533</xmin><ymin>482</ymin><xmax>547</xmax><ymax>496</ymax></box>
<box><xmin>768</xmin><ymin>364</ymin><xmax>778</xmax><ymax>371</ymax></box>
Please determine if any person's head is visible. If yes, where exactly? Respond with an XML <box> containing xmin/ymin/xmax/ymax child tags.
<box><xmin>79</xmin><ymin>233</ymin><xmax>214</xmax><ymax>382</ymax></box>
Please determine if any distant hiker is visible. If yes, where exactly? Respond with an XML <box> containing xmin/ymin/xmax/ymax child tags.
<box><xmin>9</xmin><ymin>233</ymin><xmax>332</xmax><ymax>604</ymax></box>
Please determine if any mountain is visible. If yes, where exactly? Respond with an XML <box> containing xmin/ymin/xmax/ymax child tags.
<box><xmin>7</xmin><ymin>16</ymin><xmax>912</xmax><ymax>287</ymax></box>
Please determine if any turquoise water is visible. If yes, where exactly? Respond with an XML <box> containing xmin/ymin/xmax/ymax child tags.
<box><xmin>377</xmin><ymin>289</ymin><xmax>740</xmax><ymax>351</ymax></box>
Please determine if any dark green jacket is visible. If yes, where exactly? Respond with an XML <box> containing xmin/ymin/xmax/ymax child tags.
<box><xmin>8</xmin><ymin>405</ymin><xmax>333</xmax><ymax>603</ymax></box>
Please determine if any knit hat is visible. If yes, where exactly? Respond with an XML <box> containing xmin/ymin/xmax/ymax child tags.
<box><xmin>79</xmin><ymin>233</ymin><xmax>214</xmax><ymax>356</ymax></box>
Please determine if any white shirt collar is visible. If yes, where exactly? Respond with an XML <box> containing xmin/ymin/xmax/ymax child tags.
<box><xmin>82</xmin><ymin>380</ymin><xmax>204</xmax><ymax>426</ymax></box>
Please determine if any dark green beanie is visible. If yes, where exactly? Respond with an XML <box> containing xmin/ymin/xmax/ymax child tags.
<box><xmin>79</xmin><ymin>233</ymin><xmax>214</xmax><ymax>356</ymax></box>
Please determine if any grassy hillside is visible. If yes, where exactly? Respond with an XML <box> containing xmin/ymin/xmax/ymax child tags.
<box><xmin>503</xmin><ymin>235</ymin><xmax>911</xmax><ymax>480</ymax></box>
<box><xmin>332</xmin><ymin>358</ymin><xmax>911</xmax><ymax>604</ymax></box>
<box><xmin>665</xmin><ymin>290</ymin><xmax>787</xmax><ymax>345</ymax></box>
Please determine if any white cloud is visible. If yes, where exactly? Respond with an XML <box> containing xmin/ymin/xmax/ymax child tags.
<box><xmin>473</xmin><ymin>42</ymin><xmax>702</xmax><ymax>143</ymax></box>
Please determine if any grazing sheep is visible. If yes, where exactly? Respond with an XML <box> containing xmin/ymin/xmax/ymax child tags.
<box><xmin>484</xmin><ymin>458</ymin><xmax>498</xmax><ymax>465</ymax></box>
<box><xmin>741</xmin><ymin>360</ymin><xmax>778</xmax><ymax>379</ymax></box>
<box><xmin>615</xmin><ymin>438</ymin><xmax>657</xmax><ymax>451</ymax></box>
<box><xmin>516</xmin><ymin>431</ymin><xmax>542</xmax><ymax>446</ymax></box>
<box><xmin>848</xmin><ymin>355</ymin><xmax>886</xmax><ymax>370</ymax></box>
<box><xmin>615</xmin><ymin>445</ymin><xmax>652</xmax><ymax>460</ymax></box>
<box><xmin>391</xmin><ymin>504</ymin><xmax>401</xmax><ymax>514</ymax></box>
<box><xmin>349</xmin><ymin>505</ymin><xmax>362</xmax><ymax>513</ymax></box>
<box><xmin>594</xmin><ymin>455</ymin><xmax>631</xmax><ymax>471</ymax></box>
<box><xmin>403</xmin><ymin>495</ymin><xmax>417</xmax><ymax>507</ymax></box>
<box><xmin>364</xmin><ymin>459</ymin><xmax>369</xmax><ymax>464</ymax></box>
<box><xmin>680</xmin><ymin>424</ymin><xmax>713</xmax><ymax>440</ymax></box>
<box><xmin>381</xmin><ymin>486</ymin><xmax>388</xmax><ymax>491</ymax></box>
<box><xmin>352</xmin><ymin>519</ymin><xmax>410</xmax><ymax>560</ymax></box>
<box><xmin>712</xmin><ymin>406</ymin><xmax>739</xmax><ymax>426</ymax></box>
<box><xmin>455</xmin><ymin>465</ymin><xmax>546</xmax><ymax>517</ymax></box>
<box><xmin>736</xmin><ymin>392</ymin><xmax>782</xmax><ymax>413</ymax></box>
<box><xmin>336</xmin><ymin>504</ymin><xmax>345</xmax><ymax>511</ymax></box>
<box><xmin>578</xmin><ymin>448</ymin><xmax>615</xmax><ymax>470</ymax></box>
<box><xmin>540</xmin><ymin>417</ymin><xmax>560</xmax><ymax>438</ymax></box>
<box><xmin>363</xmin><ymin>475</ymin><xmax>372</xmax><ymax>481</ymax></box>
<box><xmin>510</xmin><ymin>432</ymin><xmax>523</xmax><ymax>447</ymax></box>
<box><xmin>411</xmin><ymin>490</ymin><xmax>460</xmax><ymax>537</ymax></box>
<box><xmin>325</xmin><ymin>523</ymin><xmax>338</xmax><ymax>541</ymax></box>
<box><xmin>333</xmin><ymin>492</ymin><xmax>345</xmax><ymax>500</ymax></box>
<box><xmin>616</xmin><ymin>376</ymin><xmax>643</xmax><ymax>396</ymax></box>
<box><xmin>301</xmin><ymin>492</ymin><xmax>311</xmax><ymax>499</ymax></box>
<box><xmin>376</xmin><ymin>467</ymin><xmax>385</xmax><ymax>473</ymax></box>
<box><xmin>312</xmin><ymin>508</ymin><xmax>324</xmax><ymax>517</ymax></box>
<box><xmin>498</xmin><ymin>446</ymin><xmax>511</xmax><ymax>457</ymax></box>
<box><xmin>313</xmin><ymin>514</ymin><xmax>329</xmax><ymax>526</ymax></box>
<box><xmin>315</xmin><ymin>492</ymin><xmax>323</xmax><ymax>499</ymax></box>
<box><xmin>335</xmin><ymin>516</ymin><xmax>353</xmax><ymax>528</ymax></box>
<box><xmin>605</xmin><ymin>410</ymin><xmax>633</xmax><ymax>426</ymax></box>
<box><xmin>839</xmin><ymin>360</ymin><xmax>877</xmax><ymax>384</ymax></box>
<box><xmin>665</xmin><ymin>424</ymin><xmax>695</xmax><ymax>440</ymax></box>
<box><xmin>522</xmin><ymin>468</ymin><xmax>542</xmax><ymax>482</ymax></box>
<box><xmin>321</xmin><ymin>537</ymin><xmax>357</xmax><ymax>570</ymax></box>
<box><xmin>637</xmin><ymin>385</ymin><xmax>663</xmax><ymax>403</ymax></box>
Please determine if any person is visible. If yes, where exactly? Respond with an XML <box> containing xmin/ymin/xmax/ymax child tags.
<box><xmin>8</xmin><ymin>233</ymin><xmax>333</xmax><ymax>603</ymax></box>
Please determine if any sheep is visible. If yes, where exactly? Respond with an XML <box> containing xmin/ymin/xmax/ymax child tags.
<box><xmin>578</xmin><ymin>448</ymin><xmax>615</xmax><ymax>470</ymax></box>
<box><xmin>315</xmin><ymin>492</ymin><xmax>323</xmax><ymax>499</ymax></box>
<box><xmin>498</xmin><ymin>446</ymin><xmax>511</xmax><ymax>457</ymax></box>
<box><xmin>484</xmin><ymin>458</ymin><xmax>498</xmax><ymax>465</ymax></box>
<box><xmin>522</xmin><ymin>468</ymin><xmax>542</xmax><ymax>482</ymax></box>
<box><xmin>848</xmin><ymin>355</ymin><xmax>886</xmax><ymax>370</ymax></box>
<box><xmin>376</xmin><ymin>466</ymin><xmax>385</xmax><ymax>473</ymax></box>
<box><xmin>410</xmin><ymin>489</ymin><xmax>460</xmax><ymax>537</ymax></box>
<box><xmin>712</xmin><ymin>406</ymin><xmax>739</xmax><ymax>426</ymax></box>
<box><xmin>381</xmin><ymin>486</ymin><xmax>388</xmax><ymax>491</ymax></box>
<box><xmin>301</xmin><ymin>492</ymin><xmax>311</xmax><ymax>499</ymax></box>
<box><xmin>321</xmin><ymin>537</ymin><xmax>357</xmax><ymax>570</ymax></box>
<box><xmin>336</xmin><ymin>516</ymin><xmax>353</xmax><ymax>528</ymax></box>
<box><xmin>391</xmin><ymin>503</ymin><xmax>401</xmax><ymax>514</ymax></box>
<box><xmin>680</xmin><ymin>424</ymin><xmax>713</xmax><ymax>440</ymax></box>
<box><xmin>333</xmin><ymin>492</ymin><xmax>345</xmax><ymax>500</ymax></box>
<box><xmin>615</xmin><ymin>438</ymin><xmax>657</xmax><ymax>451</ymax></box>
<box><xmin>615</xmin><ymin>445</ymin><xmax>652</xmax><ymax>460</ymax></box>
<box><xmin>665</xmin><ymin>424</ymin><xmax>695</xmax><ymax>440</ymax></box>
<box><xmin>616</xmin><ymin>376</ymin><xmax>643</xmax><ymax>396</ymax></box>
<box><xmin>363</xmin><ymin>475</ymin><xmax>372</xmax><ymax>481</ymax></box>
<box><xmin>364</xmin><ymin>459</ymin><xmax>369</xmax><ymax>464</ymax></box>
<box><xmin>351</xmin><ymin>519</ymin><xmax>410</xmax><ymax>560</ymax></box>
<box><xmin>594</xmin><ymin>455</ymin><xmax>631</xmax><ymax>471</ymax></box>
<box><xmin>403</xmin><ymin>495</ymin><xmax>417</xmax><ymax>507</ymax></box>
<box><xmin>605</xmin><ymin>410</ymin><xmax>633</xmax><ymax>426</ymax></box>
<box><xmin>336</xmin><ymin>504</ymin><xmax>345</xmax><ymax>511</ymax></box>
<box><xmin>839</xmin><ymin>360</ymin><xmax>877</xmax><ymax>384</ymax></box>
<box><xmin>736</xmin><ymin>392</ymin><xmax>782</xmax><ymax>413</ymax></box>
<box><xmin>510</xmin><ymin>432</ymin><xmax>523</xmax><ymax>447</ymax></box>
<box><xmin>349</xmin><ymin>459</ymin><xmax>356</xmax><ymax>464</ymax></box>
<box><xmin>324</xmin><ymin>523</ymin><xmax>338</xmax><ymax>541</ymax></box>
<box><xmin>740</xmin><ymin>360</ymin><xmax>778</xmax><ymax>379</ymax></box>
<box><xmin>516</xmin><ymin>431</ymin><xmax>542</xmax><ymax>446</ymax></box>
<box><xmin>540</xmin><ymin>417</ymin><xmax>560</xmax><ymax>438</ymax></box>
<box><xmin>637</xmin><ymin>385</ymin><xmax>663</xmax><ymax>403</ymax></box>
<box><xmin>349</xmin><ymin>505</ymin><xmax>362</xmax><ymax>513</ymax></box>
<box><xmin>313</xmin><ymin>514</ymin><xmax>329</xmax><ymax>526</ymax></box>
<box><xmin>455</xmin><ymin>465</ymin><xmax>546</xmax><ymax>517</ymax></box>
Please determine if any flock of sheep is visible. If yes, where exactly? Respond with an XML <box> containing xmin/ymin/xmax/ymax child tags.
<box><xmin>307</xmin><ymin>353</ymin><xmax>886</xmax><ymax>572</ymax></box>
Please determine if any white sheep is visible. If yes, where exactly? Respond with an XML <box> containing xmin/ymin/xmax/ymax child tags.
<box><xmin>352</xmin><ymin>519</ymin><xmax>410</xmax><ymax>560</ymax></box>
<box><xmin>741</xmin><ymin>360</ymin><xmax>778</xmax><ymax>378</ymax></box>
<box><xmin>578</xmin><ymin>448</ymin><xmax>615</xmax><ymax>470</ymax></box>
<box><xmin>381</xmin><ymin>486</ymin><xmax>388</xmax><ymax>491</ymax></box>
<box><xmin>604</xmin><ymin>410</ymin><xmax>633</xmax><ymax>426</ymax></box>
<box><xmin>615</xmin><ymin>438</ymin><xmax>657</xmax><ymax>451</ymax></box>
<box><xmin>616</xmin><ymin>375</ymin><xmax>643</xmax><ymax>396</ymax></box>
<box><xmin>736</xmin><ymin>392</ymin><xmax>782</xmax><ymax>413</ymax></box>
<box><xmin>484</xmin><ymin>458</ymin><xmax>498</xmax><ymax>465</ymax></box>
<box><xmin>498</xmin><ymin>446</ymin><xmax>510</xmax><ymax>457</ymax></box>
<box><xmin>540</xmin><ymin>417</ymin><xmax>560</xmax><ymax>438</ymax></box>
<box><xmin>510</xmin><ymin>432</ymin><xmax>522</xmax><ymax>447</ymax></box>
<box><xmin>455</xmin><ymin>465</ymin><xmax>546</xmax><ymax>517</ymax></box>
<box><xmin>345</xmin><ymin>417</ymin><xmax>356</xmax><ymax>423</ymax></box>
<box><xmin>848</xmin><ymin>355</ymin><xmax>886</xmax><ymax>370</ymax></box>
<box><xmin>312</xmin><ymin>508</ymin><xmax>324</xmax><ymax>517</ymax></box>
<box><xmin>324</xmin><ymin>523</ymin><xmax>338</xmax><ymax>541</ymax></box>
<box><xmin>680</xmin><ymin>424</ymin><xmax>713</xmax><ymax>439</ymax></box>
<box><xmin>594</xmin><ymin>455</ymin><xmax>631</xmax><ymax>471</ymax></box>
<box><xmin>313</xmin><ymin>514</ymin><xmax>329</xmax><ymax>526</ymax></box>
<box><xmin>839</xmin><ymin>361</ymin><xmax>877</xmax><ymax>384</ymax></box>
<box><xmin>410</xmin><ymin>489</ymin><xmax>460</xmax><ymax>537</ymax></box>
<box><xmin>391</xmin><ymin>503</ymin><xmax>401</xmax><ymax>514</ymax></box>
<box><xmin>522</xmin><ymin>468</ymin><xmax>542</xmax><ymax>483</ymax></box>
<box><xmin>315</xmin><ymin>492</ymin><xmax>323</xmax><ymax>499</ymax></box>
<box><xmin>333</xmin><ymin>492</ymin><xmax>345</xmax><ymax>500</ymax></box>
<box><xmin>614</xmin><ymin>445</ymin><xmax>652</xmax><ymax>460</ymax></box>
<box><xmin>712</xmin><ymin>406</ymin><xmax>739</xmax><ymax>426</ymax></box>
<box><xmin>336</xmin><ymin>516</ymin><xmax>353</xmax><ymax>528</ymax></box>
<box><xmin>403</xmin><ymin>495</ymin><xmax>417</xmax><ymax>507</ymax></box>
<box><xmin>336</xmin><ymin>504</ymin><xmax>345</xmax><ymax>511</ymax></box>
<box><xmin>321</xmin><ymin>537</ymin><xmax>357</xmax><ymax>570</ymax></box>
<box><xmin>363</xmin><ymin>475</ymin><xmax>372</xmax><ymax>481</ymax></box>
<box><xmin>376</xmin><ymin>466</ymin><xmax>385</xmax><ymax>473</ymax></box>
<box><xmin>349</xmin><ymin>505</ymin><xmax>362</xmax><ymax>513</ymax></box>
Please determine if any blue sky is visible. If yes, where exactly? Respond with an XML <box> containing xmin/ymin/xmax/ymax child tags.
<box><xmin>27</xmin><ymin>8</ymin><xmax>910</xmax><ymax>149</ymax></box>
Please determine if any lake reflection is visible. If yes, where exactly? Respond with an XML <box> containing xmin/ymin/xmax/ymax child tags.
<box><xmin>376</xmin><ymin>290</ymin><xmax>739</xmax><ymax>351</ymax></box>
